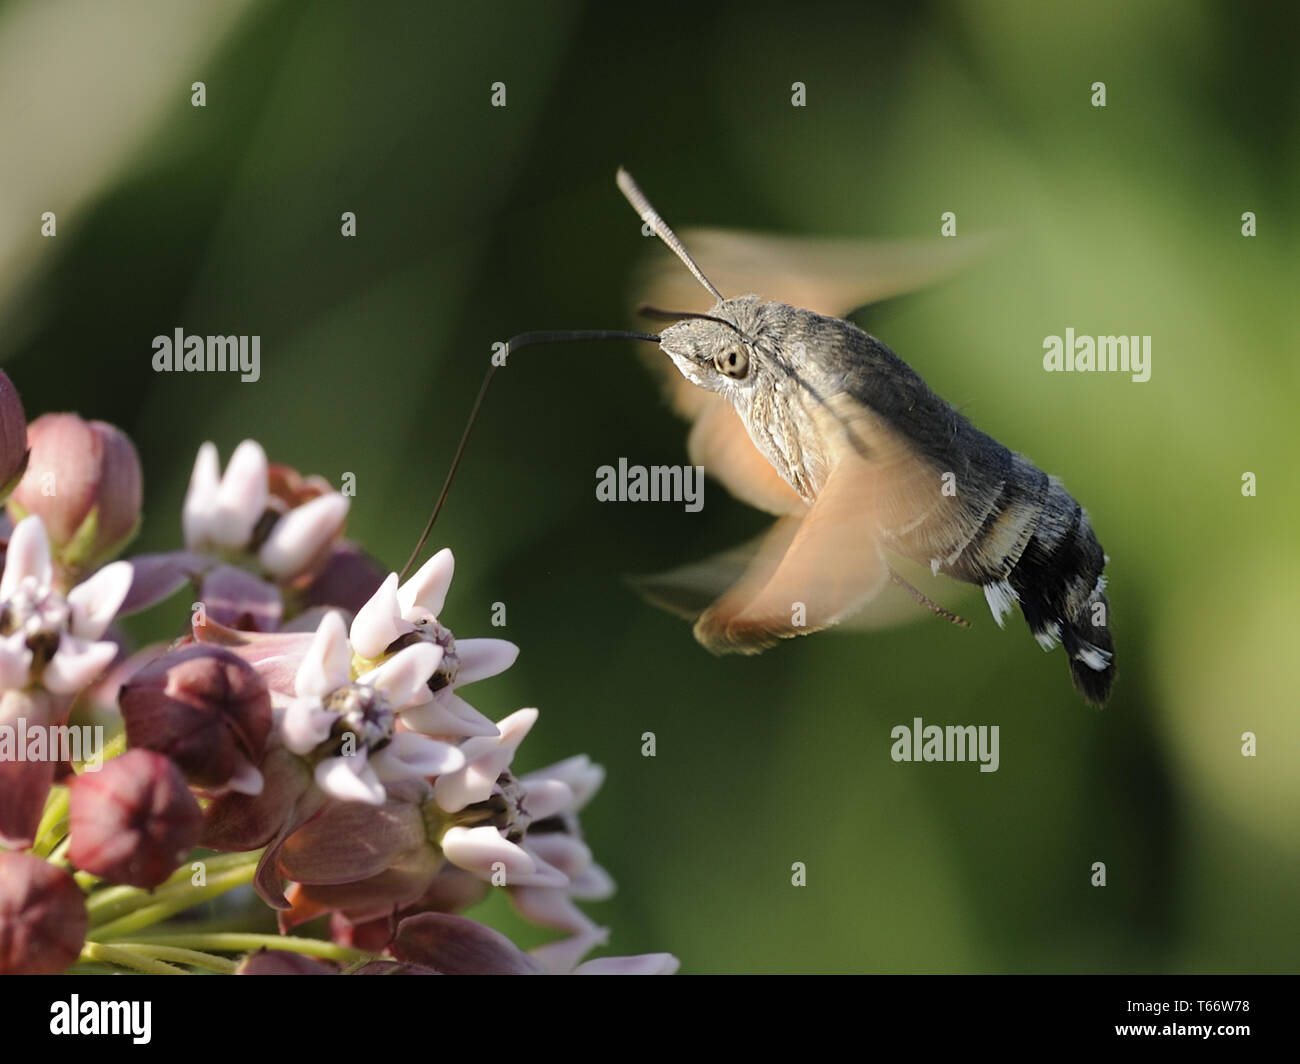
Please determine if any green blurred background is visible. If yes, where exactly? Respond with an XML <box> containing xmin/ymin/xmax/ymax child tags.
<box><xmin>1</xmin><ymin>0</ymin><xmax>1296</xmax><ymax>972</ymax></box>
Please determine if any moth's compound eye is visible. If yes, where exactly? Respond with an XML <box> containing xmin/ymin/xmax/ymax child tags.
<box><xmin>715</xmin><ymin>346</ymin><xmax>750</xmax><ymax>380</ymax></box>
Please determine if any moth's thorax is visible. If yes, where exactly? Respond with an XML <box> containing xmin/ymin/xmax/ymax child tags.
<box><xmin>658</xmin><ymin>296</ymin><xmax>839</xmax><ymax>502</ymax></box>
<box><xmin>743</xmin><ymin>368</ymin><xmax>832</xmax><ymax>502</ymax></box>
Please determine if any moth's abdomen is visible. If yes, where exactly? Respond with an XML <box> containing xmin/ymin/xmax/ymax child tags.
<box><xmin>1006</xmin><ymin>481</ymin><xmax>1114</xmax><ymax>705</ymax></box>
<box><xmin>939</xmin><ymin>447</ymin><xmax>1115</xmax><ymax>706</ymax></box>
<box><xmin>899</xmin><ymin>431</ymin><xmax>1112</xmax><ymax>702</ymax></box>
<box><xmin>814</xmin><ymin>321</ymin><xmax>1116</xmax><ymax>702</ymax></box>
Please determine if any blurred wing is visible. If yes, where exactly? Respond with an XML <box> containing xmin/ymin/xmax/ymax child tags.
<box><xmin>636</xmin><ymin>395</ymin><xmax>982</xmax><ymax>653</ymax></box>
<box><xmin>636</xmin><ymin>227</ymin><xmax>999</xmax><ymax>322</ymax></box>
<box><xmin>692</xmin><ymin>454</ymin><xmax>893</xmax><ymax>654</ymax></box>
<box><xmin>629</xmin><ymin>516</ymin><xmax>801</xmax><ymax>624</ymax></box>
<box><xmin>629</xmin><ymin>531</ymin><xmax>972</xmax><ymax>631</ymax></box>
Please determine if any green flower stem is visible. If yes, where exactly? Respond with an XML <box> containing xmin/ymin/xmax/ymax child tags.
<box><xmin>85</xmin><ymin>850</ymin><xmax>262</xmax><ymax>924</ymax></box>
<box><xmin>45</xmin><ymin>836</ymin><xmax>72</xmax><ymax>867</ymax></box>
<box><xmin>73</xmin><ymin>870</ymin><xmax>100</xmax><ymax>891</ymax></box>
<box><xmin>76</xmin><ymin>729</ymin><xmax>126</xmax><ymax>773</ymax></box>
<box><xmin>109</xmin><ymin>943</ymin><xmax>240</xmax><ymax>974</ymax></box>
<box><xmin>130</xmin><ymin>932</ymin><xmax>373</xmax><ymax>964</ymax></box>
<box><xmin>32</xmin><ymin>817</ymin><xmax>68</xmax><ymax>858</ymax></box>
<box><xmin>32</xmin><ymin>788</ymin><xmax>69</xmax><ymax>856</ymax></box>
<box><xmin>119</xmin><ymin>913</ymin><xmax>277</xmax><ymax>937</ymax></box>
<box><xmin>79</xmin><ymin>942</ymin><xmax>187</xmax><ymax>975</ymax></box>
<box><xmin>32</xmin><ymin>733</ymin><xmax>127</xmax><ymax>856</ymax></box>
<box><xmin>87</xmin><ymin>861</ymin><xmax>259</xmax><ymax>940</ymax></box>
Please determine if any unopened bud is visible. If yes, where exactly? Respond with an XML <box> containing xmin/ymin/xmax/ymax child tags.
<box><xmin>7</xmin><ymin>414</ymin><xmax>142</xmax><ymax>579</ymax></box>
<box><xmin>119</xmin><ymin>646</ymin><xmax>271</xmax><ymax>791</ymax></box>
<box><xmin>236</xmin><ymin>949</ymin><xmax>337</xmax><ymax>975</ymax></box>
<box><xmin>0</xmin><ymin>371</ymin><xmax>28</xmax><ymax>501</ymax></box>
<box><xmin>0</xmin><ymin>852</ymin><xmax>88</xmax><ymax>974</ymax></box>
<box><xmin>68</xmin><ymin>749</ymin><xmax>203</xmax><ymax>888</ymax></box>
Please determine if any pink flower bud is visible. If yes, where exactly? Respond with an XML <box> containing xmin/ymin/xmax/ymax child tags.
<box><xmin>267</xmin><ymin>463</ymin><xmax>332</xmax><ymax>510</ymax></box>
<box><xmin>0</xmin><ymin>852</ymin><xmax>88</xmax><ymax>974</ymax></box>
<box><xmin>236</xmin><ymin>949</ymin><xmax>337</xmax><ymax>975</ymax></box>
<box><xmin>68</xmin><ymin>749</ymin><xmax>203</xmax><ymax>888</ymax></box>
<box><xmin>391</xmin><ymin>912</ymin><xmax>541</xmax><ymax>975</ymax></box>
<box><xmin>119</xmin><ymin>646</ymin><xmax>271</xmax><ymax>791</ymax></box>
<box><xmin>0</xmin><ymin>688</ymin><xmax>59</xmax><ymax>848</ymax></box>
<box><xmin>325</xmin><ymin>866</ymin><xmax>489</xmax><ymax>951</ymax></box>
<box><xmin>0</xmin><ymin>371</ymin><xmax>28</xmax><ymax>500</ymax></box>
<box><xmin>7</xmin><ymin>414</ymin><xmax>142</xmax><ymax>577</ymax></box>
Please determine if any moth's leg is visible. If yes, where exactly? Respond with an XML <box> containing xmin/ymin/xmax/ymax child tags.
<box><xmin>887</xmin><ymin>569</ymin><xmax>970</xmax><ymax>628</ymax></box>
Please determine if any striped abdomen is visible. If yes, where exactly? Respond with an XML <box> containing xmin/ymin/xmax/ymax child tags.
<box><xmin>888</xmin><ymin>430</ymin><xmax>1116</xmax><ymax>706</ymax></box>
<box><xmin>943</xmin><ymin>441</ymin><xmax>1114</xmax><ymax>705</ymax></box>
<box><xmin>797</xmin><ymin>316</ymin><xmax>1116</xmax><ymax>703</ymax></box>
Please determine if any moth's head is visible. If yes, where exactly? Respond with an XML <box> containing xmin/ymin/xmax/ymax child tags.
<box><xmin>658</xmin><ymin>296</ymin><xmax>821</xmax><ymax>414</ymax></box>
<box><xmin>617</xmin><ymin>169</ymin><xmax>826</xmax><ymax>419</ymax></box>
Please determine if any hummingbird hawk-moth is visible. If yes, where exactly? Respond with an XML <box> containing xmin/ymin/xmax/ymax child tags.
<box><xmin>404</xmin><ymin>170</ymin><xmax>1116</xmax><ymax>707</ymax></box>
<box><xmin>614</xmin><ymin>169</ymin><xmax>1115</xmax><ymax>706</ymax></box>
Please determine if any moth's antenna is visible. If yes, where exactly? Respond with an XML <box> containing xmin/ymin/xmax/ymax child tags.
<box><xmin>637</xmin><ymin>305</ymin><xmax>742</xmax><ymax>332</ymax></box>
<box><xmin>616</xmin><ymin>168</ymin><xmax>724</xmax><ymax>303</ymax></box>
<box><xmin>400</xmin><ymin>329</ymin><xmax>660</xmax><ymax>580</ymax></box>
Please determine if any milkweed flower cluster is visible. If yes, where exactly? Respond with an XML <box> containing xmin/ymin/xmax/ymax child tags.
<box><xmin>0</xmin><ymin>370</ymin><xmax>677</xmax><ymax>976</ymax></box>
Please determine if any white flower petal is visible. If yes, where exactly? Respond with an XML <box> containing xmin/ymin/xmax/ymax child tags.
<box><xmin>314</xmin><ymin>755</ymin><xmax>385</xmax><ymax>805</ymax></box>
<box><xmin>400</xmin><ymin>690</ymin><xmax>499</xmax><ymax>739</ymax></box>
<box><xmin>293</xmin><ymin>611</ymin><xmax>351</xmax><ymax>698</ymax></box>
<box><xmin>349</xmin><ymin>573</ymin><xmax>408</xmax><ymax>659</ymax></box>
<box><xmin>524</xmin><ymin>833</ymin><xmax>592</xmax><ymax>879</ymax></box>
<box><xmin>0</xmin><ymin>630</ymin><xmax>33</xmax><ymax>690</ymax></box>
<box><xmin>181</xmin><ymin>442</ymin><xmax>221</xmax><ymax>548</ymax></box>
<box><xmin>472</xmin><ymin>706</ymin><xmax>537</xmax><ymax>753</ymax></box>
<box><xmin>569</xmin><ymin>863</ymin><xmax>617</xmax><ymax>902</ymax></box>
<box><xmin>281</xmin><ymin>697</ymin><xmax>335</xmax><ymax>755</ymax></box>
<box><xmin>370</xmin><ymin>732</ymin><xmax>464</xmax><ymax>781</ymax></box>
<box><xmin>510</xmin><ymin>849</ymin><xmax>570</xmax><ymax>889</ymax></box>
<box><xmin>396</xmin><ymin>548</ymin><xmax>454</xmax><ymax>620</ymax></box>
<box><xmin>211</xmin><ymin>440</ymin><xmax>268</xmax><ymax>549</ymax></box>
<box><xmin>224</xmin><ymin>756</ymin><xmax>264</xmax><ymax>796</ymax></box>
<box><xmin>440</xmin><ymin>825</ymin><xmax>535</xmax><ymax>882</ymax></box>
<box><xmin>42</xmin><ymin>635</ymin><xmax>116</xmax><ymax>694</ymax></box>
<box><xmin>530</xmin><ymin>927</ymin><xmax>610</xmax><ymax>975</ymax></box>
<box><xmin>359</xmin><ymin>642</ymin><xmax>442</xmax><ymax>709</ymax></box>
<box><xmin>258</xmin><ymin>493</ymin><xmax>350</xmax><ymax>580</ymax></box>
<box><xmin>452</xmin><ymin>638</ymin><xmax>519</xmax><ymax>686</ymax></box>
<box><xmin>523</xmin><ymin>754</ymin><xmax>605</xmax><ymax>811</ymax></box>
<box><xmin>520</xmin><ymin>778</ymin><xmax>575</xmax><ymax>822</ymax></box>
<box><xmin>433</xmin><ymin>760</ymin><xmax>501</xmax><ymax>814</ymax></box>
<box><xmin>433</xmin><ymin>707</ymin><xmax>537</xmax><ymax>812</ymax></box>
<box><xmin>573</xmin><ymin>953</ymin><xmax>680</xmax><ymax>976</ymax></box>
<box><xmin>509</xmin><ymin>885</ymin><xmax>599</xmax><ymax>935</ymax></box>
<box><xmin>65</xmin><ymin>560</ymin><xmax>133</xmax><ymax>640</ymax></box>
<box><xmin>1</xmin><ymin>516</ymin><xmax>53</xmax><ymax>600</ymax></box>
